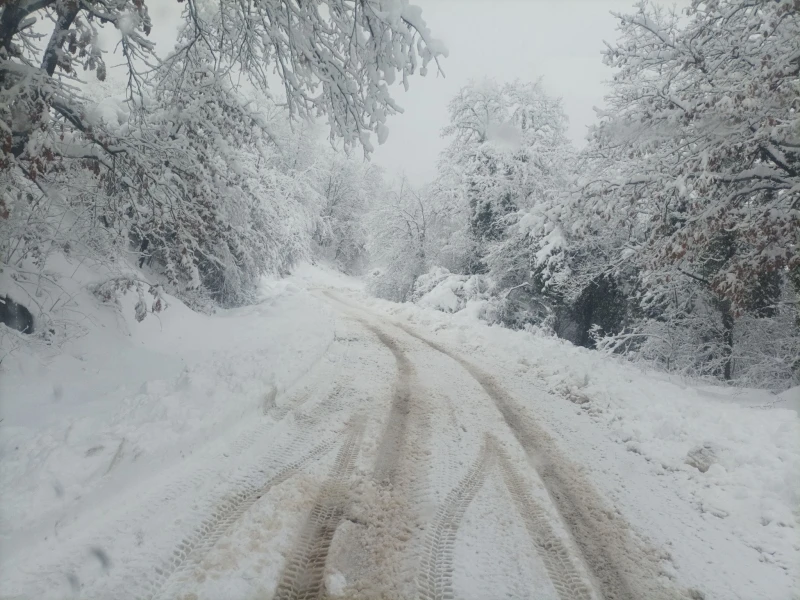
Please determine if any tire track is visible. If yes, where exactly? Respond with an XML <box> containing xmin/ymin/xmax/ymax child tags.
<box><xmin>309</xmin><ymin>298</ymin><xmax>432</xmax><ymax>599</ymax></box>
<box><xmin>320</xmin><ymin>292</ymin><xmax>418</xmax><ymax>488</ymax></box>
<box><xmin>391</xmin><ymin>321</ymin><xmax>685</xmax><ymax>600</ymax></box>
<box><xmin>135</xmin><ymin>377</ymin><xmax>357</xmax><ymax>600</ymax></box>
<box><xmin>494</xmin><ymin>443</ymin><xmax>594</xmax><ymax>600</ymax></box>
<box><xmin>273</xmin><ymin>417</ymin><xmax>366</xmax><ymax>600</ymax></box>
<box><xmin>366</xmin><ymin>326</ymin><xmax>415</xmax><ymax>486</ymax></box>
<box><xmin>45</xmin><ymin>387</ymin><xmax>343</xmax><ymax>600</ymax></box>
<box><xmin>16</xmin><ymin>306</ymin><xmax>355</xmax><ymax>600</ymax></box>
<box><xmin>143</xmin><ymin>321</ymin><xmax>364</xmax><ymax>600</ymax></box>
<box><xmin>416</xmin><ymin>436</ymin><xmax>493</xmax><ymax>600</ymax></box>
<box><xmin>143</xmin><ymin>439</ymin><xmax>335</xmax><ymax>600</ymax></box>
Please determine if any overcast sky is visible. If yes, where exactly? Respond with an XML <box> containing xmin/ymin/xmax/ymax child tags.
<box><xmin>114</xmin><ymin>0</ymin><xmax>690</xmax><ymax>185</ymax></box>
<box><xmin>369</xmin><ymin>0</ymin><xmax>691</xmax><ymax>185</ymax></box>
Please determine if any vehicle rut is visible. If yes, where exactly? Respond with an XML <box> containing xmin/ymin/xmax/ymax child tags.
<box><xmin>273</xmin><ymin>417</ymin><xmax>366</xmax><ymax>600</ymax></box>
<box><xmin>495</xmin><ymin>442</ymin><xmax>594</xmax><ymax>600</ymax></box>
<box><xmin>320</xmin><ymin>291</ymin><xmax>418</xmax><ymax>489</ymax></box>
<box><xmin>143</xmin><ymin>440</ymin><xmax>334</xmax><ymax>600</ymax></box>
<box><xmin>392</xmin><ymin>321</ymin><xmax>684</xmax><ymax>600</ymax></box>
<box><xmin>363</xmin><ymin>325</ymin><xmax>415</xmax><ymax>486</ymax></box>
<box><xmin>140</xmin><ymin>373</ymin><xmax>354</xmax><ymax>600</ymax></box>
<box><xmin>321</xmin><ymin>293</ymin><xmax>426</xmax><ymax>484</ymax></box>
<box><xmin>416</xmin><ymin>436</ymin><xmax>493</xmax><ymax>600</ymax></box>
<box><xmin>316</xmin><ymin>294</ymin><xmax>432</xmax><ymax>600</ymax></box>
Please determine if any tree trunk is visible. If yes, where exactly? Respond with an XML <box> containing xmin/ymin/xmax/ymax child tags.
<box><xmin>578</xmin><ymin>294</ymin><xmax>595</xmax><ymax>348</ymax></box>
<box><xmin>720</xmin><ymin>299</ymin><xmax>734</xmax><ymax>381</ymax></box>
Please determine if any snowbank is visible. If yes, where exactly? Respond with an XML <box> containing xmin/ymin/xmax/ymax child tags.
<box><xmin>0</xmin><ymin>256</ymin><xmax>334</xmax><ymax>559</ymax></box>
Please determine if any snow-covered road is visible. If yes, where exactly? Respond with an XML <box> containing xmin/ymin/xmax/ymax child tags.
<box><xmin>144</xmin><ymin>288</ymin><xmax>680</xmax><ymax>600</ymax></box>
<box><xmin>2</xmin><ymin>267</ymin><xmax>796</xmax><ymax>599</ymax></box>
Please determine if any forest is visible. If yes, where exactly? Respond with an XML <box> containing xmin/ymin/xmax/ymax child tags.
<box><xmin>2</xmin><ymin>0</ymin><xmax>798</xmax><ymax>390</ymax></box>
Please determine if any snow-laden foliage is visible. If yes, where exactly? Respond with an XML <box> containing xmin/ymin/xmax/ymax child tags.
<box><xmin>408</xmin><ymin>266</ymin><xmax>493</xmax><ymax>315</ymax></box>
<box><xmin>1</xmin><ymin>0</ymin><xmax>442</xmax><ymax>316</ymax></box>
<box><xmin>583</xmin><ymin>0</ymin><xmax>799</xmax><ymax>309</ymax></box>
<box><xmin>181</xmin><ymin>0</ymin><xmax>447</xmax><ymax>152</ymax></box>
<box><xmin>387</xmin><ymin>79</ymin><xmax>576</xmax><ymax>328</ymax></box>
<box><xmin>434</xmin><ymin>79</ymin><xmax>574</xmax><ymax>276</ymax></box>
<box><xmin>565</xmin><ymin>0</ymin><xmax>800</xmax><ymax>386</ymax></box>
<box><xmin>1</xmin><ymin>1</ymin><xmax>156</xmax><ymax>167</ymax></box>
<box><xmin>118</xmin><ymin>39</ymin><xmax>331</xmax><ymax>306</ymax></box>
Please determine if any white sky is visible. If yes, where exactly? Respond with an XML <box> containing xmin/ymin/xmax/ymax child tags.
<box><xmin>106</xmin><ymin>0</ymin><xmax>690</xmax><ymax>185</ymax></box>
<box><xmin>369</xmin><ymin>0</ymin><xmax>691</xmax><ymax>184</ymax></box>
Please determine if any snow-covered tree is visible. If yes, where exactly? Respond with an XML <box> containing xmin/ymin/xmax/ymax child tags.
<box><xmin>179</xmin><ymin>0</ymin><xmax>447</xmax><ymax>152</ymax></box>
<box><xmin>313</xmin><ymin>153</ymin><xmax>382</xmax><ymax>274</ymax></box>
<box><xmin>568</xmin><ymin>0</ymin><xmax>799</xmax><ymax>385</ymax></box>
<box><xmin>124</xmin><ymin>43</ymin><xmax>326</xmax><ymax>305</ymax></box>
<box><xmin>366</xmin><ymin>177</ymin><xmax>440</xmax><ymax>301</ymax></box>
<box><xmin>1</xmin><ymin>0</ymin><xmax>446</xmax><ymax>312</ymax></box>
<box><xmin>591</xmin><ymin>0</ymin><xmax>798</xmax><ymax>303</ymax></box>
<box><xmin>434</xmin><ymin>79</ymin><xmax>573</xmax><ymax>275</ymax></box>
<box><xmin>2</xmin><ymin>0</ymin><xmax>445</xmax><ymax>166</ymax></box>
<box><xmin>436</xmin><ymin>79</ymin><xmax>519</xmax><ymax>272</ymax></box>
<box><xmin>427</xmin><ymin>79</ymin><xmax>576</xmax><ymax>327</ymax></box>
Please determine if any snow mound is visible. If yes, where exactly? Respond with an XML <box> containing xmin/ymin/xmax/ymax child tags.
<box><xmin>411</xmin><ymin>267</ymin><xmax>490</xmax><ymax>314</ymax></box>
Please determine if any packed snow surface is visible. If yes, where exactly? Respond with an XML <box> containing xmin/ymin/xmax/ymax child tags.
<box><xmin>0</xmin><ymin>262</ymin><xmax>797</xmax><ymax>600</ymax></box>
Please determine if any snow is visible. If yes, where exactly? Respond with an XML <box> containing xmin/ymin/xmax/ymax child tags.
<box><xmin>326</xmin><ymin>570</ymin><xmax>348</xmax><ymax>596</ymax></box>
<box><xmin>116</xmin><ymin>12</ymin><xmax>139</xmax><ymax>37</ymax></box>
<box><xmin>86</xmin><ymin>97</ymin><xmax>129</xmax><ymax>128</ymax></box>
<box><xmin>777</xmin><ymin>386</ymin><xmax>800</xmax><ymax>413</ymax></box>
<box><xmin>321</xmin><ymin>265</ymin><xmax>799</xmax><ymax>600</ymax></box>
<box><xmin>409</xmin><ymin>267</ymin><xmax>488</xmax><ymax>314</ymax></box>
<box><xmin>0</xmin><ymin>256</ymin><xmax>334</xmax><ymax>596</ymax></box>
<box><xmin>2</xmin><ymin>261</ymin><xmax>797</xmax><ymax>600</ymax></box>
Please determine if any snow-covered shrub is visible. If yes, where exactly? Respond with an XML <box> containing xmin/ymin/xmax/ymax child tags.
<box><xmin>91</xmin><ymin>277</ymin><xmax>167</xmax><ymax>323</ymax></box>
<box><xmin>365</xmin><ymin>253</ymin><xmax>426</xmax><ymax>303</ymax></box>
<box><xmin>731</xmin><ymin>306</ymin><xmax>800</xmax><ymax>390</ymax></box>
<box><xmin>593</xmin><ymin>280</ymin><xmax>799</xmax><ymax>391</ymax></box>
<box><xmin>409</xmin><ymin>267</ymin><xmax>458</xmax><ymax>302</ymax></box>
<box><xmin>410</xmin><ymin>267</ymin><xmax>490</xmax><ymax>314</ymax></box>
